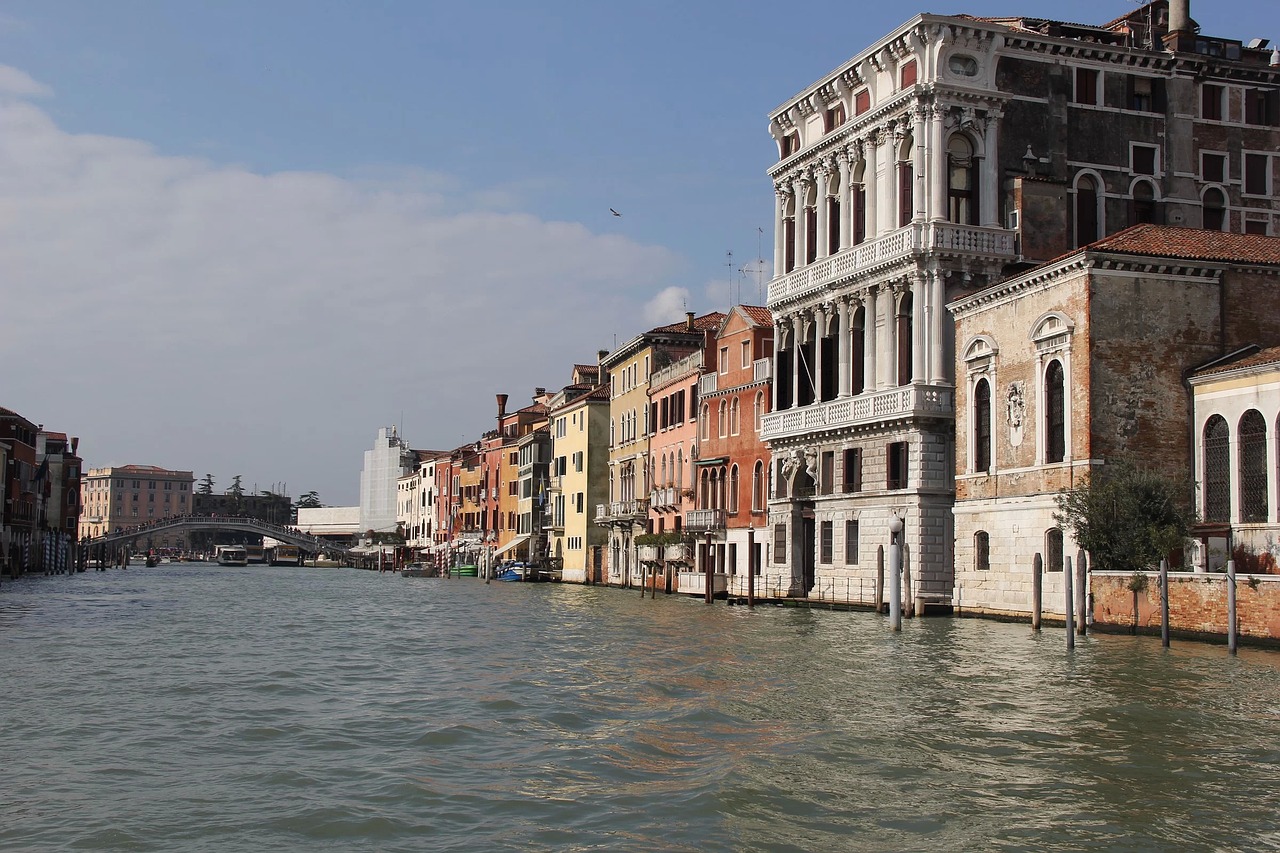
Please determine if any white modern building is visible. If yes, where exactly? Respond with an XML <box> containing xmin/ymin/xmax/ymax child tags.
<box><xmin>359</xmin><ymin>426</ymin><xmax>414</xmax><ymax>538</ymax></box>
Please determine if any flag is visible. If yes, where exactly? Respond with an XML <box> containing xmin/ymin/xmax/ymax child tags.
<box><xmin>33</xmin><ymin>458</ymin><xmax>49</xmax><ymax>483</ymax></box>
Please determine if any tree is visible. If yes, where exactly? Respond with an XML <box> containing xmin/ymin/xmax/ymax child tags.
<box><xmin>228</xmin><ymin>475</ymin><xmax>244</xmax><ymax>515</ymax></box>
<box><xmin>198</xmin><ymin>474</ymin><xmax>214</xmax><ymax>495</ymax></box>
<box><xmin>1055</xmin><ymin>459</ymin><xmax>1195</xmax><ymax>574</ymax></box>
<box><xmin>295</xmin><ymin>491</ymin><xmax>321</xmax><ymax>510</ymax></box>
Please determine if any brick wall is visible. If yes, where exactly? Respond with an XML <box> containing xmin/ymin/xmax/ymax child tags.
<box><xmin>1091</xmin><ymin>571</ymin><xmax>1280</xmax><ymax>641</ymax></box>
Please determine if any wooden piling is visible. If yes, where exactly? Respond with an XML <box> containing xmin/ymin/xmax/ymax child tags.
<box><xmin>1075</xmin><ymin>550</ymin><xmax>1088</xmax><ymax>635</ymax></box>
<box><xmin>747</xmin><ymin>528</ymin><xmax>755</xmax><ymax>609</ymax></box>
<box><xmin>1227</xmin><ymin>559</ymin><xmax>1238</xmax><ymax>656</ymax></box>
<box><xmin>1032</xmin><ymin>553</ymin><xmax>1043</xmax><ymax>632</ymax></box>
<box><xmin>1065</xmin><ymin>555</ymin><xmax>1075</xmax><ymax>650</ymax></box>
<box><xmin>1160</xmin><ymin>558</ymin><xmax>1170</xmax><ymax>648</ymax></box>
<box><xmin>875</xmin><ymin>546</ymin><xmax>885</xmax><ymax>614</ymax></box>
<box><xmin>888</xmin><ymin>519</ymin><xmax>902</xmax><ymax>632</ymax></box>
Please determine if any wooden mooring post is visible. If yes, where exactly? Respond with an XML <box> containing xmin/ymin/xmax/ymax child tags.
<box><xmin>1227</xmin><ymin>559</ymin><xmax>1238</xmax><ymax>656</ymax></box>
<box><xmin>1032</xmin><ymin>553</ymin><xmax>1043</xmax><ymax>632</ymax></box>
<box><xmin>1075</xmin><ymin>550</ymin><xmax>1088</xmax><ymax>635</ymax></box>
<box><xmin>1160</xmin><ymin>558</ymin><xmax>1170</xmax><ymax>648</ymax></box>
<box><xmin>1065</xmin><ymin>555</ymin><xmax>1075</xmax><ymax>650</ymax></box>
<box><xmin>747</xmin><ymin>528</ymin><xmax>755</xmax><ymax>609</ymax></box>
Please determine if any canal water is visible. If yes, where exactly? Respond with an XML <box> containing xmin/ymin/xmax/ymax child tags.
<box><xmin>4</xmin><ymin>566</ymin><xmax>1280</xmax><ymax>852</ymax></box>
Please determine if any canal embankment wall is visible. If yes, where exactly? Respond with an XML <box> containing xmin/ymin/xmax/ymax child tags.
<box><xmin>1091</xmin><ymin>571</ymin><xmax>1280</xmax><ymax>645</ymax></box>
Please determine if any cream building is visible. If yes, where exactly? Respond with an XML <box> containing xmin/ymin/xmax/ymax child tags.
<box><xmin>78</xmin><ymin>465</ymin><xmax>194</xmax><ymax>547</ymax></box>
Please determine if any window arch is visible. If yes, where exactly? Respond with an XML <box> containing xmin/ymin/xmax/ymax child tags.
<box><xmin>699</xmin><ymin>469</ymin><xmax>711</xmax><ymax>509</ymax></box>
<box><xmin>1203</xmin><ymin>415</ymin><xmax>1230</xmax><ymax>522</ymax></box>
<box><xmin>897</xmin><ymin>133</ymin><xmax>915</xmax><ymax>227</ymax></box>
<box><xmin>1046</xmin><ymin>528</ymin><xmax>1064</xmax><ymax>572</ymax></box>
<box><xmin>754</xmin><ymin>391</ymin><xmax>764</xmax><ymax>432</ymax></box>
<box><xmin>1239</xmin><ymin>409</ymin><xmax>1268</xmax><ymax>522</ymax></box>
<box><xmin>728</xmin><ymin>465</ymin><xmax>740</xmax><ymax>514</ymax></box>
<box><xmin>700</xmin><ymin>403</ymin><xmax>710</xmax><ymax>441</ymax></box>
<box><xmin>1202</xmin><ymin>186</ymin><xmax>1227</xmax><ymax>232</ymax></box>
<box><xmin>730</xmin><ymin>397</ymin><xmax>740</xmax><ymax>435</ymax></box>
<box><xmin>974</xmin><ymin>377</ymin><xmax>992</xmax><ymax>472</ymax></box>
<box><xmin>676</xmin><ymin>448</ymin><xmax>684</xmax><ymax>492</ymax></box>
<box><xmin>752</xmin><ymin>460</ymin><xmax>765</xmax><ymax>511</ymax></box>
<box><xmin>1074</xmin><ymin>173</ymin><xmax>1101</xmax><ymax>246</ymax></box>
<box><xmin>1130</xmin><ymin>179</ymin><xmax>1159</xmax><ymax>226</ymax></box>
<box><xmin>717</xmin><ymin>401</ymin><xmax>727</xmax><ymax>438</ymax></box>
<box><xmin>947</xmin><ymin>134</ymin><xmax>977</xmax><ymax>224</ymax></box>
<box><xmin>852</xmin><ymin>306</ymin><xmax>866</xmax><ymax>395</ymax></box>
<box><xmin>975</xmin><ymin>531</ymin><xmax>990</xmax><ymax>571</ymax></box>
<box><xmin>1045</xmin><ymin>360</ymin><xmax>1066</xmax><ymax>463</ymax></box>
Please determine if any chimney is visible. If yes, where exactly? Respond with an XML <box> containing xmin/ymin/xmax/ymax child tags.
<box><xmin>496</xmin><ymin>394</ymin><xmax>508</xmax><ymax>422</ymax></box>
<box><xmin>1163</xmin><ymin>0</ymin><xmax>1193</xmax><ymax>52</ymax></box>
<box><xmin>534</xmin><ymin>387</ymin><xmax>546</xmax><ymax>398</ymax></box>
<box><xmin>685</xmin><ymin>311</ymin><xmax>695</xmax><ymax>331</ymax></box>
<box><xmin>71</xmin><ymin>437</ymin><xmax>79</xmax><ymax>455</ymax></box>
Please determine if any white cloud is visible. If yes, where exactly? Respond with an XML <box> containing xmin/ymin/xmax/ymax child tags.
<box><xmin>0</xmin><ymin>86</ymin><xmax>685</xmax><ymax>502</ymax></box>
<box><xmin>0</xmin><ymin>64</ymin><xmax>50</xmax><ymax>98</ymax></box>
<box><xmin>642</xmin><ymin>286</ymin><xmax>693</xmax><ymax>326</ymax></box>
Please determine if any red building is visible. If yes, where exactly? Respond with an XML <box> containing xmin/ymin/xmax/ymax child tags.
<box><xmin>689</xmin><ymin>305</ymin><xmax>774</xmax><ymax>591</ymax></box>
<box><xmin>0</xmin><ymin>407</ymin><xmax>39</xmax><ymax>575</ymax></box>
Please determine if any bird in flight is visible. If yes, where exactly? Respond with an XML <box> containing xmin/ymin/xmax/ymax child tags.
<box><xmin>610</xmin><ymin>208</ymin><xmax>622</xmax><ymax>217</ymax></box>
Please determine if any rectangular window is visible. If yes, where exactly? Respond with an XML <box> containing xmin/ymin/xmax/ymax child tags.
<box><xmin>820</xmin><ymin>521</ymin><xmax>833</xmax><ymax>564</ymax></box>
<box><xmin>1201</xmin><ymin>83</ymin><xmax>1223</xmax><ymax>120</ymax></box>
<box><xmin>1244</xmin><ymin>153</ymin><xmax>1269</xmax><ymax>196</ymax></box>
<box><xmin>1131</xmin><ymin>144</ymin><xmax>1157</xmax><ymax>176</ymax></box>
<box><xmin>899</xmin><ymin>59</ymin><xmax>917</xmax><ymax>89</ymax></box>
<box><xmin>1202</xmin><ymin>152</ymin><xmax>1226</xmax><ymax>184</ymax></box>
<box><xmin>773</xmin><ymin>524</ymin><xmax>787</xmax><ymax>565</ymax></box>
<box><xmin>887</xmin><ymin>442</ymin><xmax>909</xmax><ymax>490</ymax></box>
<box><xmin>1074</xmin><ymin>68</ymin><xmax>1098</xmax><ymax>105</ymax></box>
<box><xmin>1245</xmin><ymin>88</ymin><xmax>1275</xmax><ymax>126</ymax></box>
<box><xmin>719</xmin><ymin>347</ymin><xmax>729</xmax><ymax>374</ymax></box>
<box><xmin>820</xmin><ymin>451</ymin><xmax>835</xmax><ymax>496</ymax></box>
<box><xmin>845</xmin><ymin>520</ymin><xmax>859</xmax><ymax>565</ymax></box>
<box><xmin>1245</xmin><ymin>219</ymin><xmax>1268</xmax><ymax>235</ymax></box>
<box><xmin>843</xmin><ymin>448</ymin><xmax>862</xmax><ymax>493</ymax></box>
<box><xmin>741</xmin><ymin>340</ymin><xmax>751</xmax><ymax>368</ymax></box>
<box><xmin>854</xmin><ymin>89</ymin><xmax>870</xmax><ymax>115</ymax></box>
<box><xmin>1129</xmin><ymin>76</ymin><xmax>1154</xmax><ymax>112</ymax></box>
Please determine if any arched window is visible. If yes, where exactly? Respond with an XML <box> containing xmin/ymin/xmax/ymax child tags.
<box><xmin>752</xmin><ymin>460</ymin><xmax>765</xmax><ymax>511</ymax></box>
<box><xmin>852</xmin><ymin>306</ymin><xmax>866</xmax><ymax>395</ymax></box>
<box><xmin>718</xmin><ymin>466</ymin><xmax>728</xmax><ymax>510</ymax></box>
<box><xmin>660</xmin><ymin>455</ymin><xmax>668</xmax><ymax>489</ymax></box>
<box><xmin>754</xmin><ymin>391</ymin><xmax>764</xmax><ymax>432</ymax></box>
<box><xmin>1045</xmin><ymin>360</ymin><xmax>1066</xmax><ymax>463</ymax></box>
<box><xmin>676</xmin><ymin>448</ymin><xmax>684</xmax><ymax>492</ymax></box>
<box><xmin>730</xmin><ymin>398</ymin><xmax>740</xmax><ymax>435</ymax></box>
<box><xmin>610</xmin><ymin>418</ymin><xmax>615</xmax><ymax>447</ymax></box>
<box><xmin>1239</xmin><ymin>410</ymin><xmax>1268</xmax><ymax>523</ymax></box>
<box><xmin>975</xmin><ymin>531</ymin><xmax>990</xmax><ymax>571</ymax></box>
<box><xmin>1203</xmin><ymin>415</ymin><xmax>1230</xmax><ymax>522</ymax></box>
<box><xmin>897</xmin><ymin>134</ymin><xmax>914</xmax><ymax>227</ymax></box>
<box><xmin>699</xmin><ymin>469</ymin><xmax>711</xmax><ymax>510</ymax></box>
<box><xmin>1131</xmin><ymin>179</ymin><xmax>1158</xmax><ymax>226</ymax></box>
<box><xmin>1046</xmin><ymin>528</ymin><xmax>1064</xmax><ymax>572</ymax></box>
<box><xmin>729</xmin><ymin>465</ymin><xmax>740</xmax><ymax>513</ymax></box>
<box><xmin>974</xmin><ymin>378</ymin><xmax>992</xmax><ymax>472</ymax></box>
<box><xmin>1203</xmin><ymin>187</ymin><xmax>1227</xmax><ymax>232</ymax></box>
<box><xmin>896</xmin><ymin>292</ymin><xmax>913</xmax><ymax>387</ymax></box>
<box><xmin>700</xmin><ymin>403</ymin><xmax>710</xmax><ymax>441</ymax></box>
<box><xmin>718</xmin><ymin>401</ymin><xmax>727</xmax><ymax>437</ymax></box>
<box><xmin>1074</xmin><ymin>174</ymin><xmax>1100</xmax><ymax>246</ymax></box>
<box><xmin>947</xmin><ymin>135</ymin><xmax>976</xmax><ymax>224</ymax></box>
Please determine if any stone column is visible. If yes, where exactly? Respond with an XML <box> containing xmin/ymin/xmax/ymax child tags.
<box><xmin>837</xmin><ymin>297</ymin><xmax>852</xmax><ymax>398</ymax></box>
<box><xmin>929</xmin><ymin>265</ymin><xmax>947</xmax><ymax>384</ymax></box>
<box><xmin>912</xmin><ymin>105</ymin><xmax>928</xmax><ymax>223</ymax></box>
<box><xmin>792</xmin><ymin>175</ymin><xmax>808</xmax><ymax>271</ymax></box>
<box><xmin>793</xmin><ymin>313</ymin><xmax>805</xmax><ymax>408</ymax></box>
<box><xmin>773</xmin><ymin>318</ymin><xmax>788</xmax><ymax>410</ymax></box>
<box><xmin>878</xmin><ymin>283</ymin><xmax>896</xmax><ymax>390</ymax></box>
<box><xmin>863</xmin><ymin>287</ymin><xmax>878</xmax><ymax>393</ymax></box>
<box><xmin>981</xmin><ymin>109</ymin><xmax>1002</xmax><ymax>228</ymax></box>
<box><xmin>837</xmin><ymin>150</ymin><xmax>854</xmax><ymax>251</ymax></box>
<box><xmin>930</xmin><ymin>103</ymin><xmax>947</xmax><ymax>221</ymax></box>
<box><xmin>911</xmin><ymin>271</ymin><xmax>926</xmax><ymax>383</ymax></box>
<box><xmin>878</xmin><ymin>125</ymin><xmax>897</xmax><ymax>235</ymax></box>
<box><xmin>815</xmin><ymin>164</ymin><xmax>831</xmax><ymax>260</ymax></box>
<box><xmin>774</xmin><ymin>184</ymin><xmax>789</xmax><ymax>277</ymax></box>
<box><xmin>863</xmin><ymin>133</ymin><xmax>879</xmax><ymax>241</ymax></box>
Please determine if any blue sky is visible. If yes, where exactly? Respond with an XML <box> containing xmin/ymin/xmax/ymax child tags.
<box><xmin>1</xmin><ymin>0</ymin><xmax>1273</xmax><ymax>504</ymax></box>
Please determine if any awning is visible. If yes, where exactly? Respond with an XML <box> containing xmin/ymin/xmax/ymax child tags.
<box><xmin>694</xmin><ymin>457</ymin><xmax>729</xmax><ymax>467</ymax></box>
<box><xmin>493</xmin><ymin>535</ymin><xmax>530</xmax><ymax>558</ymax></box>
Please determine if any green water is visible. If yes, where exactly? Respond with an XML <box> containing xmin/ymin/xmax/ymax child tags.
<box><xmin>3</xmin><ymin>565</ymin><xmax>1279</xmax><ymax>851</ymax></box>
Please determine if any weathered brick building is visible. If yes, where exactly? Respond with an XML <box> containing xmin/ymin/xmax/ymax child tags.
<box><xmin>951</xmin><ymin>227</ymin><xmax>1280</xmax><ymax>617</ymax></box>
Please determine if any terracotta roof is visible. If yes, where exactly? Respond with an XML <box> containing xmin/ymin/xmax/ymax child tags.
<box><xmin>586</xmin><ymin>383</ymin><xmax>611</xmax><ymax>401</ymax></box>
<box><xmin>1193</xmin><ymin>345</ymin><xmax>1280</xmax><ymax>378</ymax></box>
<box><xmin>1086</xmin><ymin>225</ymin><xmax>1280</xmax><ymax>265</ymax></box>
<box><xmin>739</xmin><ymin>305</ymin><xmax>773</xmax><ymax>326</ymax></box>
<box><xmin>650</xmin><ymin>311</ymin><xmax>727</xmax><ymax>334</ymax></box>
<box><xmin>572</xmin><ymin>364</ymin><xmax>599</xmax><ymax>375</ymax></box>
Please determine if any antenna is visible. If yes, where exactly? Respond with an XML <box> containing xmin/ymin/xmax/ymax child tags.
<box><xmin>725</xmin><ymin>250</ymin><xmax>735</xmax><ymax>307</ymax></box>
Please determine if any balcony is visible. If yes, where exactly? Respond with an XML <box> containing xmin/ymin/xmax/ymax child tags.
<box><xmin>594</xmin><ymin>499</ymin><xmax>651</xmax><ymax>524</ymax></box>
<box><xmin>698</xmin><ymin>373</ymin><xmax>718</xmax><ymax>396</ymax></box>
<box><xmin>549</xmin><ymin>475</ymin><xmax>563</xmax><ymax>493</ymax></box>
<box><xmin>767</xmin><ymin>222</ymin><xmax>1016</xmax><ymax>307</ymax></box>
<box><xmin>649</xmin><ymin>487</ymin><xmax>679</xmax><ymax>509</ymax></box>
<box><xmin>760</xmin><ymin>383</ymin><xmax>954</xmax><ymax>442</ymax></box>
<box><xmin>685</xmin><ymin>508</ymin><xmax>726</xmax><ymax>530</ymax></box>
<box><xmin>753</xmin><ymin>358</ymin><xmax>772</xmax><ymax>383</ymax></box>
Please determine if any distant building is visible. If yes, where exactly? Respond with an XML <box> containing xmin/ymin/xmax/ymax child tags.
<box><xmin>78</xmin><ymin>465</ymin><xmax>195</xmax><ymax>549</ymax></box>
<box><xmin>359</xmin><ymin>427</ymin><xmax>414</xmax><ymax>538</ymax></box>
<box><xmin>192</xmin><ymin>491</ymin><xmax>292</xmax><ymax>525</ymax></box>
<box><xmin>547</xmin><ymin>368</ymin><xmax>610</xmax><ymax>583</ymax></box>
<box><xmin>36</xmin><ymin>431</ymin><xmax>82</xmax><ymax>571</ymax></box>
<box><xmin>296</xmin><ymin>505</ymin><xmax>360</xmax><ymax>545</ymax></box>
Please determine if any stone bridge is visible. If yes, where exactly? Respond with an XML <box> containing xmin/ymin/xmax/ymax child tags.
<box><xmin>84</xmin><ymin>516</ymin><xmax>352</xmax><ymax>559</ymax></box>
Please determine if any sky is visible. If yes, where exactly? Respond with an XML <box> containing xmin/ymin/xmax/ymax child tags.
<box><xmin>1</xmin><ymin>0</ymin><xmax>1273</xmax><ymax>505</ymax></box>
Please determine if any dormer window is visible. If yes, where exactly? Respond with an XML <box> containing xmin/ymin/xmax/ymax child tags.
<box><xmin>823</xmin><ymin>104</ymin><xmax>846</xmax><ymax>133</ymax></box>
<box><xmin>779</xmin><ymin>132</ymin><xmax>801</xmax><ymax>159</ymax></box>
<box><xmin>948</xmin><ymin>54</ymin><xmax>978</xmax><ymax>77</ymax></box>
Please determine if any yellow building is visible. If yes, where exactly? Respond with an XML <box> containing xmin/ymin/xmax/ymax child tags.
<box><xmin>78</xmin><ymin>465</ymin><xmax>195</xmax><ymax>547</ymax></box>
<box><xmin>547</xmin><ymin>367</ymin><xmax>610</xmax><ymax>583</ymax></box>
<box><xmin>598</xmin><ymin>312</ymin><xmax>723</xmax><ymax>586</ymax></box>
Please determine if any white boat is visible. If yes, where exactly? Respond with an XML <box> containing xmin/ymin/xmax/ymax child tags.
<box><xmin>216</xmin><ymin>545</ymin><xmax>248</xmax><ymax>566</ymax></box>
